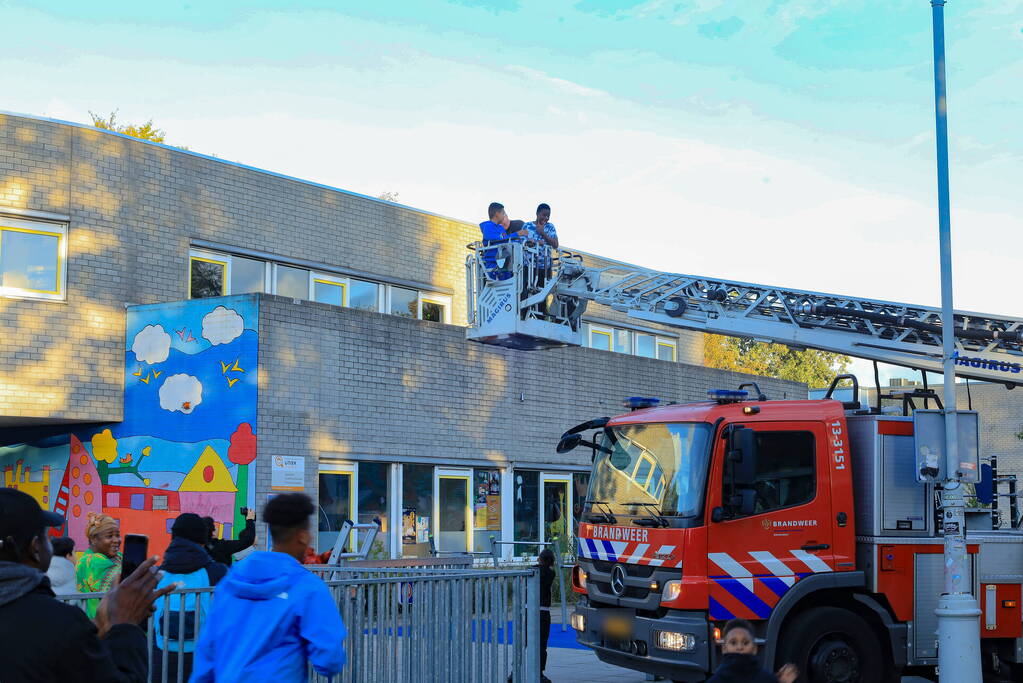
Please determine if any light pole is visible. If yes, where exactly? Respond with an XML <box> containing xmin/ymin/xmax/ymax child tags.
<box><xmin>930</xmin><ymin>2</ymin><xmax>982</xmax><ymax>681</ymax></box>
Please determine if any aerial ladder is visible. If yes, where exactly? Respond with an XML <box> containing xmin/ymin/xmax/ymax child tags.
<box><xmin>466</xmin><ymin>240</ymin><xmax>1023</xmax><ymax>386</ymax></box>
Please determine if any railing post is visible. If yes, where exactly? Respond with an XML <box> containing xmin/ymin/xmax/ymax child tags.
<box><xmin>525</xmin><ymin>569</ymin><xmax>540</xmax><ymax>682</ymax></box>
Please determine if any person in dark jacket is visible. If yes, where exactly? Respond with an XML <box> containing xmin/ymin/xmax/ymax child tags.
<box><xmin>0</xmin><ymin>487</ymin><xmax>175</xmax><ymax>683</ymax></box>
<box><xmin>707</xmin><ymin>618</ymin><xmax>798</xmax><ymax>683</ymax></box>
<box><xmin>537</xmin><ymin>548</ymin><xmax>556</xmax><ymax>683</ymax></box>
<box><xmin>202</xmin><ymin>507</ymin><xmax>255</xmax><ymax>566</ymax></box>
<box><xmin>150</xmin><ymin>513</ymin><xmax>228</xmax><ymax>682</ymax></box>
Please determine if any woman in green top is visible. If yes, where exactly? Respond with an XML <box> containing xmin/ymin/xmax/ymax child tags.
<box><xmin>75</xmin><ymin>512</ymin><xmax>122</xmax><ymax>618</ymax></box>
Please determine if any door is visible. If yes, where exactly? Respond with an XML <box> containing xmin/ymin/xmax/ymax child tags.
<box><xmin>706</xmin><ymin>422</ymin><xmax>834</xmax><ymax>621</ymax></box>
<box><xmin>318</xmin><ymin>463</ymin><xmax>355</xmax><ymax>554</ymax></box>
<box><xmin>541</xmin><ymin>473</ymin><xmax>572</xmax><ymax>556</ymax></box>
<box><xmin>435</xmin><ymin>469</ymin><xmax>471</xmax><ymax>553</ymax></box>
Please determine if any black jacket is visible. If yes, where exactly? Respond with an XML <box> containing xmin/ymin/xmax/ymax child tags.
<box><xmin>539</xmin><ymin>564</ymin><xmax>555</xmax><ymax>608</ymax></box>
<box><xmin>161</xmin><ymin>537</ymin><xmax>227</xmax><ymax>584</ymax></box>
<box><xmin>205</xmin><ymin>518</ymin><xmax>255</xmax><ymax>567</ymax></box>
<box><xmin>707</xmin><ymin>653</ymin><xmax>778</xmax><ymax>683</ymax></box>
<box><xmin>0</xmin><ymin>563</ymin><xmax>147</xmax><ymax>683</ymax></box>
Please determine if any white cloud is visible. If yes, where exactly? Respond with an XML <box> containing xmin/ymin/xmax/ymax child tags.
<box><xmin>505</xmin><ymin>65</ymin><xmax>609</xmax><ymax>98</ymax></box>
<box><xmin>159</xmin><ymin>374</ymin><xmax>203</xmax><ymax>414</ymax></box>
<box><xmin>202</xmin><ymin>306</ymin><xmax>244</xmax><ymax>346</ymax></box>
<box><xmin>131</xmin><ymin>324</ymin><xmax>171</xmax><ymax>365</ymax></box>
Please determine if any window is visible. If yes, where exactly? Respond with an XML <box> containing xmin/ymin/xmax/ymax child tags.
<box><xmin>402</xmin><ymin>464</ymin><xmax>434</xmax><ymax>558</ymax></box>
<box><xmin>0</xmin><ymin>219</ymin><xmax>67</xmax><ymax>300</ymax></box>
<box><xmin>589</xmin><ymin>325</ymin><xmax>612</xmax><ymax>351</ymax></box>
<box><xmin>421</xmin><ymin>298</ymin><xmax>446</xmax><ymax>323</ymax></box>
<box><xmin>276</xmin><ymin>265</ymin><xmax>310</xmax><ymax>299</ymax></box>
<box><xmin>613</xmin><ymin>329</ymin><xmax>632</xmax><ymax>354</ymax></box>
<box><xmin>513</xmin><ymin>470</ymin><xmax>540</xmax><ymax>557</ymax></box>
<box><xmin>357</xmin><ymin>462</ymin><xmax>391</xmax><ymax>555</ymax></box>
<box><xmin>189</xmin><ymin>254</ymin><xmax>227</xmax><ymax>299</ymax></box>
<box><xmin>349</xmin><ymin>279</ymin><xmax>380</xmax><ymax>312</ymax></box>
<box><xmin>313</xmin><ymin>277</ymin><xmax>346</xmax><ymax>306</ymax></box>
<box><xmin>723</xmin><ymin>430</ymin><xmax>816</xmax><ymax>516</ymax></box>
<box><xmin>189</xmin><ymin>249</ymin><xmax>268</xmax><ymax>299</ymax></box>
<box><xmin>318</xmin><ymin>468</ymin><xmax>354</xmax><ymax>553</ymax></box>
<box><xmin>389</xmin><ymin>286</ymin><xmax>418</xmax><ymax>318</ymax></box>
<box><xmin>231</xmin><ymin>255</ymin><xmax>267</xmax><ymax>294</ymax></box>
<box><xmin>473</xmin><ymin>468</ymin><xmax>502</xmax><ymax>552</ymax></box>
<box><xmin>657</xmin><ymin>340</ymin><xmax>676</xmax><ymax>362</ymax></box>
<box><xmin>636</xmin><ymin>333</ymin><xmax>656</xmax><ymax>358</ymax></box>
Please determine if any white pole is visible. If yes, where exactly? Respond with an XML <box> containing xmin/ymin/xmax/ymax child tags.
<box><xmin>930</xmin><ymin>2</ymin><xmax>982</xmax><ymax>681</ymax></box>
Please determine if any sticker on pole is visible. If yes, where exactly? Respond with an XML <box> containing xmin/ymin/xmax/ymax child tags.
<box><xmin>913</xmin><ymin>410</ymin><xmax>980</xmax><ymax>483</ymax></box>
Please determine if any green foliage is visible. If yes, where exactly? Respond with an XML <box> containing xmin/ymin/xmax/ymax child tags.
<box><xmin>89</xmin><ymin>110</ymin><xmax>166</xmax><ymax>144</ymax></box>
<box><xmin>704</xmin><ymin>334</ymin><xmax>851</xmax><ymax>388</ymax></box>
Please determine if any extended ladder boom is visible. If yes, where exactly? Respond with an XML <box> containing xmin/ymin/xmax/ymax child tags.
<box><xmin>465</xmin><ymin>241</ymin><xmax>1023</xmax><ymax>385</ymax></box>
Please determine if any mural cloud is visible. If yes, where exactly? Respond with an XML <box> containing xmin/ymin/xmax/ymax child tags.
<box><xmin>202</xmin><ymin>306</ymin><xmax>244</xmax><ymax>346</ymax></box>
<box><xmin>159</xmin><ymin>374</ymin><xmax>203</xmax><ymax>414</ymax></box>
<box><xmin>131</xmin><ymin>324</ymin><xmax>171</xmax><ymax>364</ymax></box>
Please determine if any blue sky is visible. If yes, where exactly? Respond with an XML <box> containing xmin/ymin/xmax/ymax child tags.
<box><xmin>3</xmin><ymin>0</ymin><xmax>1021</xmax><ymax>384</ymax></box>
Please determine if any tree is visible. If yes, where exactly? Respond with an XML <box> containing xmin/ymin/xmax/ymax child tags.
<box><xmin>704</xmin><ymin>334</ymin><xmax>850</xmax><ymax>388</ymax></box>
<box><xmin>228</xmin><ymin>422</ymin><xmax>256</xmax><ymax>535</ymax></box>
<box><xmin>89</xmin><ymin>110</ymin><xmax>166</xmax><ymax>144</ymax></box>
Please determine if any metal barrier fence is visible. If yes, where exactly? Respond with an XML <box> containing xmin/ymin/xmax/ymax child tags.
<box><xmin>58</xmin><ymin>566</ymin><xmax>540</xmax><ymax>683</ymax></box>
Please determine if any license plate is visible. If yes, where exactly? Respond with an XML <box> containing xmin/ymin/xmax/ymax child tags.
<box><xmin>603</xmin><ymin>616</ymin><xmax>632</xmax><ymax>640</ymax></box>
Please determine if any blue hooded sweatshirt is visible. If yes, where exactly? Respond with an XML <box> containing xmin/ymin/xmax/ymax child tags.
<box><xmin>190</xmin><ymin>551</ymin><xmax>346</xmax><ymax>682</ymax></box>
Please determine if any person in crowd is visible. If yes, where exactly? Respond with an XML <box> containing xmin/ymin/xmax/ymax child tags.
<box><xmin>76</xmin><ymin>512</ymin><xmax>123</xmax><ymax>618</ymax></box>
<box><xmin>707</xmin><ymin>618</ymin><xmax>798</xmax><ymax>683</ymax></box>
<box><xmin>46</xmin><ymin>535</ymin><xmax>77</xmax><ymax>595</ymax></box>
<box><xmin>537</xmin><ymin>548</ymin><xmax>556</xmax><ymax>683</ymax></box>
<box><xmin>0</xmin><ymin>487</ymin><xmax>175</xmax><ymax>683</ymax></box>
<box><xmin>479</xmin><ymin>202</ymin><xmax>528</xmax><ymax>280</ymax></box>
<box><xmin>151</xmin><ymin>513</ymin><xmax>228</xmax><ymax>683</ymax></box>
<box><xmin>524</xmin><ymin>202</ymin><xmax>559</xmax><ymax>278</ymax></box>
<box><xmin>202</xmin><ymin>507</ymin><xmax>256</xmax><ymax>567</ymax></box>
<box><xmin>191</xmin><ymin>493</ymin><xmax>347</xmax><ymax>681</ymax></box>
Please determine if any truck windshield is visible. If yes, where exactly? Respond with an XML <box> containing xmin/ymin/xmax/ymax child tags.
<box><xmin>589</xmin><ymin>422</ymin><xmax>713</xmax><ymax>518</ymax></box>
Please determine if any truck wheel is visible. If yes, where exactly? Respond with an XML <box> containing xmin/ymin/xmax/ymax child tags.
<box><xmin>777</xmin><ymin>606</ymin><xmax>889</xmax><ymax>683</ymax></box>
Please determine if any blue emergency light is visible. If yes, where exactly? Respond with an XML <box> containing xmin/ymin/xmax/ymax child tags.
<box><xmin>708</xmin><ymin>389</ymin><xmax>749</xmax><ymax>404</ymax></box>
<box><xmin>624</xmin><ymin>396</ymin><xmax>661</xmax><ymax>410</ymax></box>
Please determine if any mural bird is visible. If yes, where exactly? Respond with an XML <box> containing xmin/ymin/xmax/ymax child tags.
<box><xmin>139</xmin><ymin>372</ymin><xmax>152</xmax><ymax>385</ymax></box>
<box><xmin>120</xmin><ymin>453</ymin><xmax>133</xmax><ymax>464</ymax></box>
<box><xmin>176</xmin><ymin>327</ymin><xmax>196</xmax><ymax>342</ymax></box>
<box><xmin>220</xmin><ymin>360</ymin><xmax>231</xmax><ymax>374</ymax></box>
<box><xmin>227</xmin><ymin>377</ymin><xmax>240</xmax><ymax>388</ymax></box>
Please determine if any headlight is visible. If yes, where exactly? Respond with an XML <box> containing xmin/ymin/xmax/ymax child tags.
<box><xmin>575</xmin><ymin>565</ymin><xmax>588</xmax><ymax>589</ymax></box>
<box><xmin>571</xmin><ymin>612</ymin><xmax>586</xmax><ymax>632</ymax></box>
<box><xmin>655</xmin><ymin>630</ymin><xmax>696</xmax><ymax>652</ymax></box>
<box><xmin>661</xmin><ymin>579</ymin><xmax>682</xmax><ymax>603</ymax></box>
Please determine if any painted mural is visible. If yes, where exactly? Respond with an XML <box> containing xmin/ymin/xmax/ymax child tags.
<box><xmin>0</xmin><ymin>295</ymin><xmax>259</xmax><ymax>557</ymax></box>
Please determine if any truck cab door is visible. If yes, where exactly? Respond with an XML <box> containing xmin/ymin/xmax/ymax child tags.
<box><xmin>705</xmin><ymin>421</ymin><xmax>834</xmax><ymax>622</ymax></box>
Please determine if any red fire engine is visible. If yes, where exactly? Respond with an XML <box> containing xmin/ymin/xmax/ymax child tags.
<box><xmin>465</xmin><ymin>242</ymin><xmax>1023</xmax><ymax>681</ymax></box>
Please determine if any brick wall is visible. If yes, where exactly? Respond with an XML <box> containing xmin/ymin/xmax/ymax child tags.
<box><xmin>1</xmin><ymin>112</ymin><xmax>704</xmax><ymax>424</ymax></box>
<box><xmin>254</xmin><ymin>294</ymin><xmax>803</xmax><ymax>507</ymax></box>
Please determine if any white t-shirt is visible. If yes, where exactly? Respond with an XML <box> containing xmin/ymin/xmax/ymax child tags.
<box><xmin>46</xmin><ymin>556</ymin><xmax>78</xmax><ymax>595</ymax></box>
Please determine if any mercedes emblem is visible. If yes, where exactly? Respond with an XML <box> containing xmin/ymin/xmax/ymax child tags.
<box><xmin>610</xmin><ymin>564</ymin><xmax>627</xmax><ymax>596</ymax></box>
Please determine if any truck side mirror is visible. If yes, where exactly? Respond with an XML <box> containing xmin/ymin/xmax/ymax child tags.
<box><xmin>729</xmin><ymin>427</ymin><xmax>758</xmax><ymax>487</ymax></box>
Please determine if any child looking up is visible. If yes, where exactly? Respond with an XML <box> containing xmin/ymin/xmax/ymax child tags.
<box><xmin>707</xmin><ymin>618</ymin><xmax>798</xmax><ymax>683</ymax></box>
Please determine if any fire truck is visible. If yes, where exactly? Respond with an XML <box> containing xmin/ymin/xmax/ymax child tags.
<box><xmin>465</xmin><ymin>242</ymin><xmax>1023</xmax><ymax>682</ymax></box>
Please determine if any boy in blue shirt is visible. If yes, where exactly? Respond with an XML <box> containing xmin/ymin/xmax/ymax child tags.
<box><xmin>191</xmin><ymin>494</ymin><xmax>346</xmax><ymax>682</ymax></box>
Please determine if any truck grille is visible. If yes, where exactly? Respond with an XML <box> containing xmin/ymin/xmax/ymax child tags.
<box><xmin>590</xmin><ymin>578</ymin><xmax>649</xmax><ymax>600</ymax></box>
<box><xmin>590</xmin><ymin>560</ymin><xmax>656</xmax><ymax>578</ymax></box>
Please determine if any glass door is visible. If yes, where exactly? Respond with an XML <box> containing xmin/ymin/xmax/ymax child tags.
<box><xmin>435</xmin><ymin>469</ymin><xmax>471</xmax><ymax>553</ymax></box>
<box><xmin>318</xmin><ymin>463</ymin><xmax>354</xmax><ymax>555</ymax></box>
<box><xmin>541</xmin><ymin>474</ymin><xmax>572</xmax><ymax>557</ymax></box>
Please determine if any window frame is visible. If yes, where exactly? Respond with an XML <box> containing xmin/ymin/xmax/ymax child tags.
<box><xmin>588</xmin><ymin>324</ymin><xmax>613</xmax><ymax>351</ymax></box>
<box><xmin>188</xmin><ymin>250</ymin><xmax>230</xmax><ymax>299</ymax></box>
<box><xmin>312</xmin><ymin>274</ymin><xmax>349</xmax><ymax>307</ymax></box>
<box><xmin>420</xmin><ymin>293</ymin><xmax>452</xmax><ymax>324</ymax></box>
<box><xmin>0</xmin><ymin>218</ymin><xmax>68</xmax><ymax>301</ymax></box>
<box><xmin>656</xmin><ymin>339</ymin><xmax>677</xmax><ymax>362</ymax></box>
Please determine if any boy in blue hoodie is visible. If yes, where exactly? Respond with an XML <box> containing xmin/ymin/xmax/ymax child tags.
<box><xmin>191</xmin><ymin>493</ymin><xmax>346</xmax><ymax>682</ymax></box>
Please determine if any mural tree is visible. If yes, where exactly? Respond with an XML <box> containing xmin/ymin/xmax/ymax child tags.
<box><xmin>91</xmin><ymin>429</ymin><xmax>119</xmax><ymax>484</ymax></box>
<box><xmin>228</xmin><ymin>422</ymin><xmax>256</xmax><ymax>534</ymax></box>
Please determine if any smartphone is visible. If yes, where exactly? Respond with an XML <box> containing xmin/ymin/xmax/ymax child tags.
<box><xmin>121</xmin><ymin>534</ymin><xmax>149</xmax><ymax>580</ymax></box>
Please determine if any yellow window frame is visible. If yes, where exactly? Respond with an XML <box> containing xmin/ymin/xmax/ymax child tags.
<box><xmin>657</xmin><ymin>341</ymin><xmax>677</xmax><ymax>361</ymax></box>
<box><xmin>320</xmin><ymin>465</ymin><xmax>356</xmax><ymax>553</ymax></box>
<box><xmin>590</xmin><ymin>328</ymin><xmax>612</xmax><ymax>351</ymax></box>
<box><xmin>420</xmin><ymin>295</ymin><xmax>449</xmax><ymax>323</ymax></box>
<box><xmin>313</xmin><ymin>278</ymin><xmax>348</xmax><ymax>307</ymax></box>
<box><xmin>632</xmin><ymin>453</ymin><xmax>657</xmax><ymax>487</ymax></box>
<box><xmin>0</xmin><ymin>223</ymin><xmax>66</xmax><ymax>297</ymax></box>
<box><xmin>188</xmin><ymin>254</ymin><xmax>228</xmax><ymax>298</ymax></box>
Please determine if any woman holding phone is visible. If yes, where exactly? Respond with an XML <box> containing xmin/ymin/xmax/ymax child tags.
<box><xmin>75</xmin><ymin>513</ymin><xmax>122</xmax><ymax>618</ymax></box>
